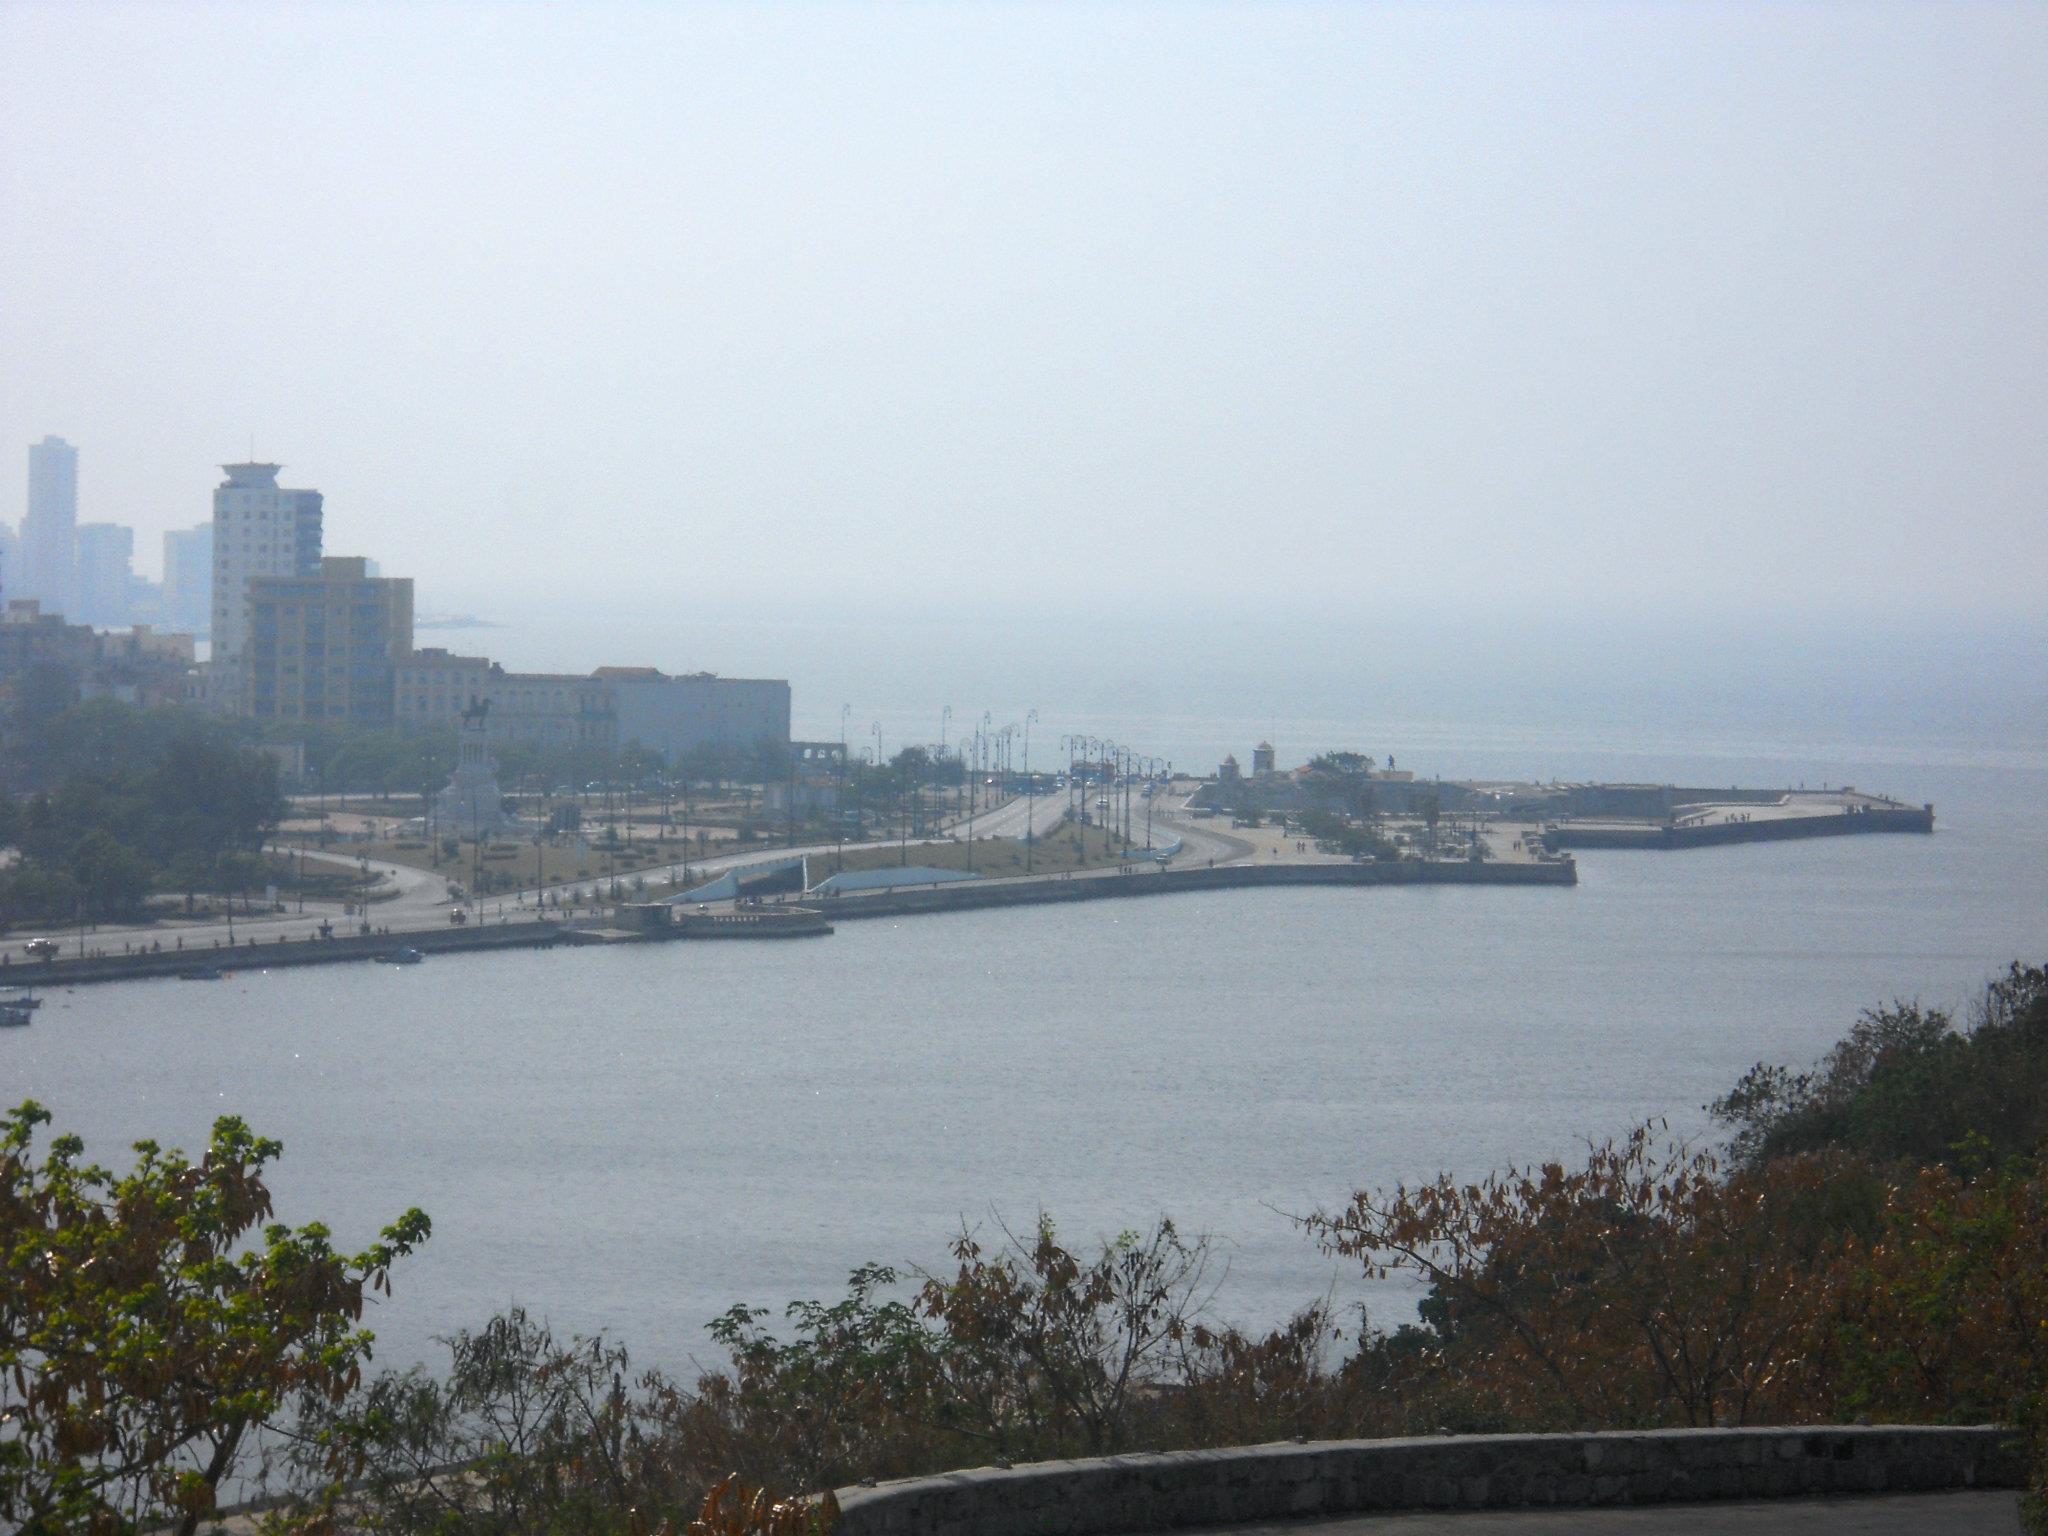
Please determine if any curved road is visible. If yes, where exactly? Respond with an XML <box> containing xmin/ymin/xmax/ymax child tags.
<box><xmin>0</xmin><ymin>850</ymin><xmax>453</xmax><ymax>967</ymax></box>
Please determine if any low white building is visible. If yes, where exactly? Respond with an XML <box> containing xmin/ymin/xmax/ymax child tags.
<box><xmin>395</xmin><ymin>654</ymin><xmax>790</xmax><ymax>766</ymax></box>
<box><xmin>597</xmin><ymin>667</ymin><xmax>790</xmax><ymax>763</ymax></box>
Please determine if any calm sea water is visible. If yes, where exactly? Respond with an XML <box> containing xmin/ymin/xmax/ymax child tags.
<box><xmin>7</xmin><ymin>731</ymin><xmax>2042</xmax><ymax>1378</ymax></box>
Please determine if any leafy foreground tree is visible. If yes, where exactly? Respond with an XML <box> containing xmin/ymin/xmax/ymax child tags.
<box><xmin>1712</xmin><ymin>961</ymin><xmax>2048</xmax><ymax>1173</ymax></box>
<box><xmin>0</xmin><ymin>1102</ymin><xmax>429</xmax><ymax>1535</ymax></box>
<box><xmin>1309</xmin><ymin>1127</ymin><xmax>2044</xmax><ymax>1426</ymax></box>
<box><xmin>1309</xmin><ymin>1136</ymin><xmax>2047</xmax><ymax>1531</ymax></box>
<box><xmin>276</xmin><ymin>1220</ymin><xmax>1345</xmax><ymax>1533</ymax></box>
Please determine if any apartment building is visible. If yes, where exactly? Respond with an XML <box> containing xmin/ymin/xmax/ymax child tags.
<box><xmin>243</xmin><ymin>557</ymin><xmax>411</xmax><ymax>723</ymax></box>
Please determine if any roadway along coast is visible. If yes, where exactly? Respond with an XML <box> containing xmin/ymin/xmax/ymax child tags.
<box><xmin>1</xmin><ymin>855</ymin><xmax>1579</xmax><ymax>988</ymax></box>
<box><xmin>0</xmin><ymin>779</ymin><xmax>1596</xmax><ymax>987</ymax></box>
<box><xmin>0</xmin><ymin>795</ymin><xmax>1046</xmax><ymax>968</ymax></box>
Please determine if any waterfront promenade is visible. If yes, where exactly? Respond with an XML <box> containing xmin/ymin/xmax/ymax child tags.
<box><xmin>0</xmin><ymin>785</ymin><xmax>1245</xmax><ymax>968</ymax></box>
<box><xmin>0</xmin><ymin>778</ymin><xmax>1931</xmax><ymax>985</ymax></box>
<box><xmin>0</xmin><ymin>851</ymin><xmax>1575</xmax><ymax>987</ymax></box>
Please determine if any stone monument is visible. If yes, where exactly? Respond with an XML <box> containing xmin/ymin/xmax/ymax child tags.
<box><xmin>435</xmin><ymin>697</ymin><xmax>508</xmax><ymax>837</ymax></box>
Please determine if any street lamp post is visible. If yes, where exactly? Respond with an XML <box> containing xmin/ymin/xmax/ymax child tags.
<box><xmin>1023</xmin><ymin>708</ymin><xmax>1038</xmax><ymax>872</ymax></box>
<box><xmin>1077</xmin><ymin>736</ymin><xmax>1087</xmax><ymax>853</ymax></box>
<box><xmin>1145</xmin><ymin>756</ymin><xmax>1157</xmax><ymax>849</ymax></box>
<box><xmin>838</xmin><ymin>702</ymin><xmax>851</xmax><ymax>869</ymax></box>
<box><xmin>1123</xmin><ymin>748</ymin><xmax>1134</xmax><ymax>846</ymax></box>
<box><xmin>681</xmin><ymin>777</ymin><xmax>693</xmax><ymax>889</ymax></box>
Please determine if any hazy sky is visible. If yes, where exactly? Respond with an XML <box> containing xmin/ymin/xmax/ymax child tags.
<box><xmin>3</xmin><ymin>1</ymin><xmax>2043</xmax><ymax>624</ymax></box>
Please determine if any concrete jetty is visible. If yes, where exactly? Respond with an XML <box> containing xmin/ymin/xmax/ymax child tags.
<box><xmin>1544</xmin><ymin>795</ymin><xmax>1933</xmax><ymax>852</ymax></box>
<box><xmin>811</xmin><ymin>855</ymin><xmax>1575</xmax><ymax>921</ymax></box>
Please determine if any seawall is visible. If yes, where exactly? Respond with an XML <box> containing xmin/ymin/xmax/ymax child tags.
<box><xmin>2</xmin><ymin>917</ymin><xmax>585</xmax><ymax>989</ymax></box>
<box><xmin>1546</xmin><ymin>805</ymin><xmax>1934</xmax><ymax>852</ymax></box>
<box><xmin>6</xmin><ymin>859</ymin><xmax>1573</xmax><ymax>990</ymax></box>
<box><xmin>832</xmin><ymin>1425</ymin><xmax>2024</xmax><ymax>1536</ymax></box>
<box><xmin>815</xmin><ymin>857</ymin><xmax>1575</xmax><ymax>920</ymax></box>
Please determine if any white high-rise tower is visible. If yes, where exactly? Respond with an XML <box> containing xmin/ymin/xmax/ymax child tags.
<box><xmin>209</xmin><ymin>462</ymin><xmax>322</xmax><ymax>704</ymax></box>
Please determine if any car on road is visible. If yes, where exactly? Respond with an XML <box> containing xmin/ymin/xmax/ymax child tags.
<box><xmin>23</xmin><ymin>938</ymin><xmax>60</xmax><ymax>959</ymax></box>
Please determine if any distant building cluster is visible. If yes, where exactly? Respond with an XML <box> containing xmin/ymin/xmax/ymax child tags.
<box><xmin>0</xmin><ymin>599</ymin><xmax>196</xmax><ymax>710</ymax></box>
<box><xmin>0</xmin><ymin>435</ymin><xmax>214</xmax><ymax>636</ymax></box>
<box><xmin>1</xmin><ymin>438</ymin><xmax>793</xmax><ymax>766</ymax></box>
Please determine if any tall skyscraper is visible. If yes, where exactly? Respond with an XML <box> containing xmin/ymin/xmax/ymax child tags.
<box><xmin>209</xmin><ymin>462</ymin><xmax>322</xmax><ymax>703</ymax></box>
<box><xmin>22</xmin><ymin>436</ymin><xmax>79</xmax><ymax>617</ymax></box>
<box><xmin>73</xmin><ymin>522</ymin><xmax>136</xmax><ymax>628</ymax></box>
<box><xmin>161</xmin><ymin>523</ymin><xmax>213</xmax><ymax>635</ymax></box>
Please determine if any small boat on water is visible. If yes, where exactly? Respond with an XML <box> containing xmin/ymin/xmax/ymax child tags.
<box><xmin>178</xmin><ymin>966</ymin><xmax>224</xmax><ymax>981</ymax></box>
<box><xmin>0</xmin><ymin>987</ymin><xmax>40</xmax><ymax>1013</ymax></box>
<box><xmin>386</xmin><ymin>947</ymin><xmax>425</xmax><ymax>965</ymax></box>
<box><xmin>0</xmin><ymin>999</ymin><xmax>32</xmax><ymax>1027</ymax></box>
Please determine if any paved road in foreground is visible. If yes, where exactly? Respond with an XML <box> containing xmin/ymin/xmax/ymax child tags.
<box><xmin>1125</xmin><ymin>1488</ymin><xmax>2024</xmax><ymax>1535</ymax></box>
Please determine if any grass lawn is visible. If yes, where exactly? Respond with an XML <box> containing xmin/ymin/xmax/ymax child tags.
<box><xmin>804</xmin><ymin>819</ymin><xmax>1131</xmax><ymax>883</ymax></box>
<box><xmin>273</xmin><ymin>834</ymin><xmax>717</xmax><ymax>893</ymax></box>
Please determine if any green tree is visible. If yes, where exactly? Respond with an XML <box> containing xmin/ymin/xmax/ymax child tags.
<box><xmin>65</xmin><ymin>828</ymin><xmax>152</xmax><ymax>920</ymax></box>
<box><xmin>1712</xmin><ymin>962</ymin><xmax>2048</xmax><ymax>1171</ymax></box>
<box><xmin>1305</xmin><ymin>751</ymin><xmax>1378</xmax><ymax>816</ymax></box>
<box><xmin>0</xmin><ymin>1101</ymin><xmax>429</xmax><ymax>1535</ymax></box>
<box><xmin>10</xmin><ymin>662</ymin><xmax>82</xmax><ymax>734</ymax></box>
<box><xmin>146</xmin><ymin>734</ymin><xmax>282</xmax><ymax>865</ymax></box>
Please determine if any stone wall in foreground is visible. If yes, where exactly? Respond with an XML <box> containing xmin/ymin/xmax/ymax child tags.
<box><xmin>833</xmin><ymin>1426</ymin><xmax>2024</xmax><ymax>1536</ymax></box>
